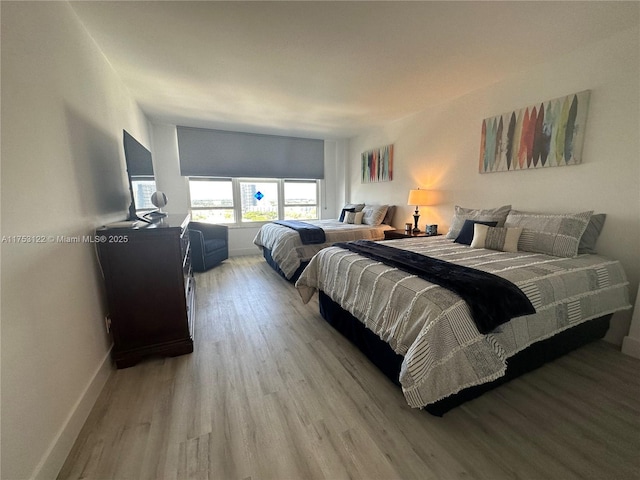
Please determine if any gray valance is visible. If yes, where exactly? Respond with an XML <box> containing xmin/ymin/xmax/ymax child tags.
<box><xmin>177</xmin><ymin>126</ymin><xmax>324</xmax><ymax>179</ymax></box>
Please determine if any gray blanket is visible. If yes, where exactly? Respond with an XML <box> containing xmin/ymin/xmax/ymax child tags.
<box><xmin>296</xmin><ymin>237</ymin><xmax>631</xmax><ymax>408</ymax></box>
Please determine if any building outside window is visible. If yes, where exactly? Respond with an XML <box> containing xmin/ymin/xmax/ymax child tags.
<box><xmin>239</xmin><ymin>180</ymin><xmax>278</xmax><ymax>222</ymax></box>
<box><xmin>189</xmin><ymin>178</ymin><xmax>234</xmax><ymax>223</ymax></box>
<box><xmin>284</xmin><ymin>180</ymin><xmax>317</xmax><ymax>220</ymax></box>
<box><xmin>189</xmin><ymin>178</ymin><xmax>319</xmax><ymax>224</ymax></box>
<box><xmin>131</xmin><ymin>176</ymin><xmax>156</xmax><ymax>211</ymax></box>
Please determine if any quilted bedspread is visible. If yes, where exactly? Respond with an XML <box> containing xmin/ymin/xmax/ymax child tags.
<box><xmin>254</xmin><ymin>220</ymin><xmax>392</xmax><ymax>279</ymax></box>
<box><xmin>295</xmin><ymin>236</ymin><xmax>631</xmax><ymax>408</ymax></box>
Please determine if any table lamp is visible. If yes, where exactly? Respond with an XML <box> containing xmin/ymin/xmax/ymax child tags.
<box><xmin>407</xmin><ymin>188</ymin><xmax>430</xmax><ymax>233</ymax></box>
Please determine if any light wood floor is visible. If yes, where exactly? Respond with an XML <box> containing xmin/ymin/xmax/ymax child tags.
<box><xmin>59</xmin><ymin>255</ymin><xmax>640</xmax><ymax>480</ymax></box>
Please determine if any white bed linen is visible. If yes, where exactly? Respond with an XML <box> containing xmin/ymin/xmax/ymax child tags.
<box><xmin>254</xmin><ymin>219</ymin><xmax>393</xmax><ymax>279</ymax></box>
<box><xmin>295</xmin><ymin>236</ymin><xmax>631</xmax><ymax>408</ymax></box>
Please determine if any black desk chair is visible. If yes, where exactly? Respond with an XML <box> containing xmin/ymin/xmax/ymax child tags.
<box><xmin>188</xmin><ymin>222</ymin><xmax>228</xmax><ymax>272</ymax></box>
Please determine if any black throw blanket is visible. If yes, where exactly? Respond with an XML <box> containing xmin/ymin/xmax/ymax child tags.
<box><xmin>334</xmin><ymin>240</ymin><xmax>535</xmax><ymax>334</ymax></box>
<box><xmin>274</xmin><ymin>220</ymin><xmax>326</xmax><ymax>245</ymax></box>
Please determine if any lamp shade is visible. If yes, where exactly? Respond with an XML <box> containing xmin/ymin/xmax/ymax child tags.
<box><xmin>407</xmin><ymin>189</ymin><xmax>430</xmax><ymax>206</ymax></box>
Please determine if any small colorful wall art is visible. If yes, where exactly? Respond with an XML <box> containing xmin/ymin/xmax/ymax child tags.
<box><xmin>362</xmin><ymin>144</ymin><xmax>393</xmax><ymax>183</ymax></box>
<box><xmin>479</xmin><ymin>90</ymin><xmax>590</xmax><ymax>173</ymax></box>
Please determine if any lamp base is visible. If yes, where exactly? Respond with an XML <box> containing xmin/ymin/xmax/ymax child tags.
<box><xmin>413</xmin><ymin>213</ymin><xmax>420</xmax><ymax>233</ymax></box>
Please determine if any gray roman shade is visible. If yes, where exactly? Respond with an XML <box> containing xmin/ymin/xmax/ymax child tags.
<box><xmin>177</xmin><ymin>126</ymin><xmax>324</xmax><ymax>179</ymax></box>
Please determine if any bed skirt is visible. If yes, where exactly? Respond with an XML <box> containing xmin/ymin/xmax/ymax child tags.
<box><xmin>262</xmin><ymin>248</ymin><xmax>308</xmax><ymax>283</ymax></box>
<box><xmin>318</xmin><ymin>290</ymin><xmax>611</xmax><ymax>416</ymax></box>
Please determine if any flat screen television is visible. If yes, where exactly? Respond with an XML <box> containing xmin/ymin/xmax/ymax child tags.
<box><xmin>122</xmin><ymin>130</ymin><xmax>157</xmax><ymax>221</ymax></box>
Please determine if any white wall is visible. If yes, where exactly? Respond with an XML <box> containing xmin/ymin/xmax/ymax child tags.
<box><xmin>1</xmin><ymin>3</ymin><xmax>151</xmax><ymax>478</ymax></box>
<box><xmin>150</xmin><ymin>124</ymin><xmax>346</xmax><ymax>256</ymax></box>
<box><xmin>348</xmin><ymin>27</ymin><xmax>640</xmax><ymax>346</ymax></box>
<box><xmin>150</xmin><ymin>123</ymin><xmax>191</xmax><ymax>215</ymax></box>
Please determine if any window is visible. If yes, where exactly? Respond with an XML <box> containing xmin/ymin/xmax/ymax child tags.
<box><xmin>188</xmin><ymin>178</ymin><xmax>319</xmax><ymax>224</ymax></box>
<box><xmin>284</xmin><ymin>180</ymin><xmax>317</xmax><ymax>220</ymax></box>
<box><xmin>131</xmin><ymin>176</ymin><xmax>156</xmax><ymax>211</ymax></box>
<box><xmin>189</xmin><ymin>178</ymin><xmax>235</xmax><ymax>223</ymax></box>
<box><xmin>239</xmin><ymin>180</ymin><xmax>278</xmax><ymax>222</ymax></box>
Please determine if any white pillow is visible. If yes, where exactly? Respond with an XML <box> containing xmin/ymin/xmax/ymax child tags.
<box><xmin>362</xmin><ymin>205</ymin><xmax>389</xmax><ymax>225</ymax></box>
<box><xmin>343</xmin><ymin>211</ymin><xmax>364</xmax><ymax>224</ymax></box>
<box><xmin>445</xmin><ymin>204</ymin><xmax>511</xmax><ymax>239</ymax></box>
<box><xmin>471</xmin><ymin>224</ymin><xmax>523</xmax><ymax>253</ymax></box>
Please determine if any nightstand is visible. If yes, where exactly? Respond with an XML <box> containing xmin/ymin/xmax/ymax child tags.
<box><xmin>384</xmin><ymin>229</ymin><xmax>442</xmax><ymax>240</ymax></box>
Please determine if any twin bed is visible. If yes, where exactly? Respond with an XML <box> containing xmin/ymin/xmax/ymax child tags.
<box><xmin>258</xmin><ymin>205</ymin><xmax>631</xmax><ymax>415</ymax></box>
<box><xmin>254</xmin><ymin>204</ymin><xmax>393</xmax><ymax>281</ymax></box>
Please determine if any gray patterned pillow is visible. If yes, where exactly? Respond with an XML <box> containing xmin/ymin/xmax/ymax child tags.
<box><xmin>362</xmin><ymin>205</ymin><xmax>389</xmax><ymax>226</ymax></box>
<box><xmin>578</xmin><ymin>213</ymin><xmax>606</xmax><ymax>254</ymax></box>
<box><xmin>470</xmin><ymin>224</ymin><xmax>522</xmax><ymax>253</ymax></box>
<box><xmin>339</xmin><ymin>203</ymin><xmax>365</xmax><ymax>222</ymax></box>
<box><xmin>344</xmin><ymin>203</ymin><xmax>365</xmax><ymax>212</ymax></box>
<box><xmin>342</xmin><ymin>211</ymin><xmax>364</xmax><ymax>224</ymax></box>
<box><xmin>445</xmin><ymin>204</ymin><xmax>511</xmax><ymax>239</ymax></box>
<box><xmin>382</xmin><ymin>205</ymin><xmax>396</xmax><ymax>225</ymax></box>
<box><xmin>504</xmin><ymin>210</ymin><xmax>593</xmax><ymax>258</ymax></box>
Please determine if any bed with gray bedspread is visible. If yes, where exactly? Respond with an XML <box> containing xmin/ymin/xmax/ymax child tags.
<box><xmin>254</xmin><ymin>219</ymin><xmax>392</xmax><ymax>280</ymax></box>
<box><xmin>296</xmin><ymin>236</ymin><xmax>631</xmax><ymax>409</ymax></box>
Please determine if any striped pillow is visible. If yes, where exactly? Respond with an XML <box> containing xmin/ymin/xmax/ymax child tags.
<box><xmin>343</xmin><ymin>211</ymin><xmax>364</xmax><ymax>224</ymax></box>
<box><xmin>578</xmin><ymin>213</ymin><xmax>606</xmax><ymax>254</ymax></box>
<box><xmin>362</xmin><ymin>205</ymin><xmax>389</xmax><ymax>226</ymax></box>
<box><xmin>470</xmin><ymin>224</ymin><xmax>522</xmax><ymax>253</ymax></box>
<box><xmin>445</xmin><ymin>204</ymin><xmax>511</xmax><ymax>239</ymax></box>
<box><xmin>504</xmin><ymin>210</ymin><xmax>593</xmax><ymax>258</ymax></box>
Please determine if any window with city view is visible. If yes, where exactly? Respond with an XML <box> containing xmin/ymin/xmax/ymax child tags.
<box><xmin>284</xmin><ymin>180</ymin><xmax>317</xmax><ymax>220</ymax></box>
<box><xmin>132</xmin><ymin>177</ymin><xmax>156</xmax><ymax>211</ymax></box>
<box><xmin>189</xmin><ymin>178</ymin><xmax>234</xmax><ymax>223</ymax></box>
<box><xmin>239</xmin><ymin>180</ymin><xmax>278</xmax><ymax>222</ymax></box>
<box><xmin>189</xmin><ymin>178</ymin><xmax>319</xmax><ymax>224</ymax></box>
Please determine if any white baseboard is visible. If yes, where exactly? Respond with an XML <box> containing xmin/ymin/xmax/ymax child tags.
<box><xmin>621</xmin><ymin>335</ymin><xmax>640</xmax><ymax>359</ymax></box>
<box><xmin>32</xmin><ymin>349</ymin><xmax>113</xmax><ymax>480</ymax></box>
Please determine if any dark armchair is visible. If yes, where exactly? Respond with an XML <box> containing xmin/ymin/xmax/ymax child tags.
<box><xmin>188</xmin><ymin>222</ymin><xmax>229</xmax><ymax>272</ymax></box>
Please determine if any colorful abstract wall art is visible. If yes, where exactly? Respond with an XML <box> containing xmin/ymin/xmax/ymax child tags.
<box><xmin>479</xmin><ymin>91</ymin><xmax>590</xmax><ymax>173</ymax></box>
<box><xmin>362</xmin><ymin>144</ymin><xmax>393</xmax><ymax>183</ymax></box>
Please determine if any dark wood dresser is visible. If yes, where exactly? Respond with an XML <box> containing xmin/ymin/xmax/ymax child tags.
<box><xmin>97</xmin><ymin>214</ymin><xmax>195</xmax><ymax>368</ymax></box>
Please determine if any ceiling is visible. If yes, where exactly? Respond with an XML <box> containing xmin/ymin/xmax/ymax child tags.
<box><xmin>69</xmin><ymin>1</ymin><xmax>639</xmax><ymax>139</ymax></box>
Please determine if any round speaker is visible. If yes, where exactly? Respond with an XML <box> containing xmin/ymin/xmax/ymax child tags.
<box><xmin>151</xmin><ymin>191</ymin><xmax>168</xmax><ymax>209</ymax></box>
